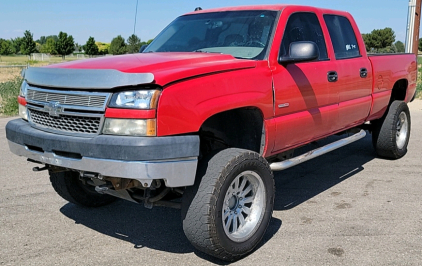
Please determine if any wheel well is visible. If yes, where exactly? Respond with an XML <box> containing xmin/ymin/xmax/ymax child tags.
<box><xmin>199</xmin><ymin>108</ymin><xmax>264</xmax><ymax>156</ymax></box>
<box><xmin>390</xmin><ymin>79</ymin><xmax>408</xmax><ymax>102</ymax></box>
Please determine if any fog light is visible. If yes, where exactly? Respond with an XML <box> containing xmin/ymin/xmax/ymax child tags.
<box><xmin>19</xmin><ymin>104</ymin><xmax>28</xmax><ymax>120</ymax></box>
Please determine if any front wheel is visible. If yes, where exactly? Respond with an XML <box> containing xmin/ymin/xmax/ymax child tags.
<box><xmin>372</xmin><ymin>100</ymin><xmax>411</xmax><ymax>159</ymax></box>
<box><xmin>182</xmin><ymin>148</ymin><xmax>274</xmax><ymax>261</ymax></box>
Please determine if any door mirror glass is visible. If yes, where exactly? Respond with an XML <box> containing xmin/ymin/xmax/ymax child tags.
<box><xmin>279</xmin><ymin>41</ymin><xmax>319</xmax><ymax>64</ymax></box>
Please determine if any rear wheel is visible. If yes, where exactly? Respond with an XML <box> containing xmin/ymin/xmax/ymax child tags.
<box><xmin>182</xmin><ymin>148</ymin><xmax>274</xmax><ymax>261</ymax></box>
<box><xmin>49</xmin><ymin>170</ymin><xmax>116</xmax><ymax>207</ymax></box>
<box><xmin>372</xmin><ymin>101</ymin><xmax>411</xmax><ymax>159</ymax></box>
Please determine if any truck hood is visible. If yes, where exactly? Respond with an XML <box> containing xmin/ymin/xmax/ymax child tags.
<box><xmin>41</xmin><ymin>53</ymin><xmax>257</xmax><ymax>88</ymax></box>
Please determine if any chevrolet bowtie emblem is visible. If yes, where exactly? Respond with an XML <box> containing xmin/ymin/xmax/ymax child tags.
<box><xmin>44</xmin><ymin>101</ymin><xmax>63</xmax><ymax>117</ymax></box>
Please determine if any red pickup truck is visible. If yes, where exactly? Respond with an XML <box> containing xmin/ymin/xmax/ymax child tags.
<box><xmin>6</xmin><ymin>4</ymin><xmax>417</xmax><ymax>261</ymax></box>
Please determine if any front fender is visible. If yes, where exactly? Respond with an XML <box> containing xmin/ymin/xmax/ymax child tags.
<box><xmin>156</xmin><ymin>63</ymin><xmax>273</xmax><ymax>136</ymax></box>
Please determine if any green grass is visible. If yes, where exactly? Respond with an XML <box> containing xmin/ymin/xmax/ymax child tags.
<box><xmin>0</xmin><ymin>76</ymin><xmax>22</xmax><ymax>116</ymax></box>
<box><xmin>0</xmin><ymin>55</ymin><xmax>80</xmax><ymax>66</ymax></box>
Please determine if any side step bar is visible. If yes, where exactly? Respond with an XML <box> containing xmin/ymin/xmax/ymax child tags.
<box><xmin>270</xmin><ymin>130</ymin><xmax>366</xmax><ymax>171</ymax></box>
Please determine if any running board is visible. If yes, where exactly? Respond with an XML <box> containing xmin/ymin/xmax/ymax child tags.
<box><xmin>270</xmin><ymin>130</ymin><xmax>366</xmax><ymax>171</ymax></box>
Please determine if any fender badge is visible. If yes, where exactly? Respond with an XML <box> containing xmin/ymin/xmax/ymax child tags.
<box><xmin>278</xmin><ymin>103</ymin><xmax>290</xmax><ymax>108</ymax></box>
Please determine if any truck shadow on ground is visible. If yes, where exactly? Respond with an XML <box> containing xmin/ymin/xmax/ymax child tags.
<box><xmin>273</xmin><ymin>133</ymin><xmax>376</xmax><ymax>210</ymax></box>
<box><xmin>60</xmin><ymin>133</ymin><xmax>376</xmax><ymax>264</ymax></box>
<box><xmin>60</xmin><ymin>199</ymin><xmax>281</xmax><ymax>264</ymax></box>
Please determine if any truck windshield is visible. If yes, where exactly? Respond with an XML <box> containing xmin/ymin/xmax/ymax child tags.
<box><xmin>144</xmin><ymin>10</ymin><xmax>278</xmax><ymax>60</ymax></box>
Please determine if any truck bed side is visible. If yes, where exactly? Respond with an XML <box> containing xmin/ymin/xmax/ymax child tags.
<box><xmin>367</xmin><ymin>53</ymin><xmax>417</xmax><ymax>121</ymax></box>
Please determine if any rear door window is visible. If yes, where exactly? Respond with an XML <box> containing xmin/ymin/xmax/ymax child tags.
<box><xmin>324</xmin><ymin>15</ymin><xmax>360</xmax><ymax>59</ymax></box>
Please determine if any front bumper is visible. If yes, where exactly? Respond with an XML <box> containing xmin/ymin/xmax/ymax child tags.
<box><xmin>6</xmin><ymin>119</ymin><xmax>199</xmax><ymax>187</ymax></box>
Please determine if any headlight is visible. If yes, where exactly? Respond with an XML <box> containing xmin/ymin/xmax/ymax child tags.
<box><xmin>109</xmin><ymin>89</ymin><xmax>160</xmax><ymax>109</ymax></box>
<box><xmin>102</xmin><ymin>118</ymin><xmax>156</xmax><ymax>136</ymax></box>
<box><xmin>20</xmin><ymin>80</ymin><xmax>29</xmax><ymax>97</ymax></box>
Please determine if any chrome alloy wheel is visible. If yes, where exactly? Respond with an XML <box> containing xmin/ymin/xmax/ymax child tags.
<box><xmin>396</xmin><ymin>111</ymin><xmax>409</xmax><ymax>150</ymax></box>
<box><xmin>222</xmin><ymin>171</ymin><xmax>266</xmax><ymax>242</ymax></box>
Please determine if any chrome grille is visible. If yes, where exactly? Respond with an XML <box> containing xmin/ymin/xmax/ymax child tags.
<box><xmin>26</xmin><ymin>88</ymin><xmax>109</xmax><ymax>110</ymax></box>
<box><xmin>28</xmin><ymin>109</ymin><xmax>101</xmax><ymax>134</ymax></box>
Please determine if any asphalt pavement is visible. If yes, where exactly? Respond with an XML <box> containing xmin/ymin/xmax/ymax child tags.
<box><xmin>1</xmin><ymin>100</ymin><xmax>421</xmax><ymax>266</ymax></box>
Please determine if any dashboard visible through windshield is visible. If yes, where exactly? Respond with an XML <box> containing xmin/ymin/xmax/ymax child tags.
<box><xmin>144</xmin><ymin>10</ymin><xmax>278</xmax><ymax>60</ymax></box>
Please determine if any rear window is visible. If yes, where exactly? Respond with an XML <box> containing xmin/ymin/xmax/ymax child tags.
<box><xmin>324</xmin><ymin>15</ymin><xmax>360</xmax><ymax>59</ymax></box>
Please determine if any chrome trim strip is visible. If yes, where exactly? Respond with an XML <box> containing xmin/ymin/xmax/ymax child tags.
<box><xmin>28</xmin><ymin>105</ymin><xmax>104</xmax><ymax>118</ymax></box>
<box><xmin>24</xmin><ymin>68</ymin><xmax>154</xmax><ymax>89</ymax></box>
<box><xmin>9</xmin><ymin>141</ymin><xmax>198</xmax><ymax>188</ymax></box>
<box><xmin>270</xmin><ymin>130</ymin><xmax>367</xmax><ymax>171</ymax></box>
<box><xmin>26</xmin><ymin>86</ymin><xmax>111</xmax><ymax>112</ymax></box>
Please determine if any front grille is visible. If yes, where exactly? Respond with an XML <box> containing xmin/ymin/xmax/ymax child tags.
<box><xmin>29</xmin><ymin>108</ymin><xmax>101</xmax><ymax>134</ymax></box>
<box><xmin>26</xmin><ymin>88</ymin><xmax>109</xmax><ymax>110</ymax></box>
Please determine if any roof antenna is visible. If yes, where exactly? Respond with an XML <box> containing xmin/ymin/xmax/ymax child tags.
<box><xmin>194</xmin><ymin>7</ymin><xmax>202</xmax><ymax>11</ymax></box>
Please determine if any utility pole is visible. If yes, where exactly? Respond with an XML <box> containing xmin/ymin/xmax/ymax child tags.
<box><xmin>406</xmin><ymin>0</ymin><xmax>422</xmax><ymax>55</ymax></box>
<box><xmin>412</xmin><ymin>0</ymin><xmax>422</xmax><ymax>55</ymax></box>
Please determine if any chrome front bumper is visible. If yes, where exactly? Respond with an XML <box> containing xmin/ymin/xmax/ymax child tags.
<box><xmin>8</xmin><ymin>141</ymin><xmax>197</xmax><ymax>187</ymax></box>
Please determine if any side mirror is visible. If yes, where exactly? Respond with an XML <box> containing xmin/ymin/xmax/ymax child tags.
<box><xmin>139</xmin><ymin>45</ymin><xmax>148</xmax><ymax>53</ymax></box>
<box><xmin>279</xmin><ymin>41</ymin><xmax>319</xmax><ymax>64</ymax></box>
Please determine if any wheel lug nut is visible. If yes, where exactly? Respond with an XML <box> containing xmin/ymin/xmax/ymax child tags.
<box><xmin>238</xmin><ymin>205</ymin><xmax>242</xmax><ymax>208</ymax></box>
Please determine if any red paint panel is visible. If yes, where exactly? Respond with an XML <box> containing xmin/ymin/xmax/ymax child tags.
<box><xmin>338</xmin><ymin>96</ymin><xmax>372</xmax><ymax>128</ymax></box>
<box><xmin>366</xmin><ymin>91</ymin><xmax>391</xmax><ymax>121</ymax></box>
<box><xmin>18</xmin><ymin>96</ymin><xmax>26</xmax><ymax>106</ymax></box>
<box><xmin>369</xmin><ymin>54</ymin><xmax>417</xmax><ymax>99</ymax></box>
<box><xmin>105</xmin><ymin>108</ymin><xmax>156</xmax><ymax>119</ymax></box>
<box><xmin>46</xmin><ymin>52</ymin><xmax>256</xmax><ymax>87</ymax></box>
<box><xmin>157</xmin><ymin>61</ymin><xmax>273</xmax><ymax>137</ymax></box>
<box><xmin>262</xmin><ymin>119</ymin><xmax>277</xmax><ymax>158</ymax></box>
<box><xmin>272</xmin><ymin>104</ymin><xmax>338</xmax><ymax>153</ymax></box>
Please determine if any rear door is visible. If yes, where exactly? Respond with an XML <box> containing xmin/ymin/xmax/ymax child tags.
<box><xmin>323</xmin><ymin>14</ymin><xmax>372</xmax><ymax>128</ymax></box>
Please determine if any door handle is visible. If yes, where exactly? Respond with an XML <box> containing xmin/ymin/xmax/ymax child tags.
<box><xmin>327</xmin><ymin>71</ymin><xmax>338</xmax><ymax>82</ymax></box>
<box><xmin>360</xmin><ymin>68</ymin><xmax>368</xmax><ymax>78</ymax></box>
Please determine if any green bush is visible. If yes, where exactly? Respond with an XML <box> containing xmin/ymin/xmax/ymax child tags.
<box><xmin>416</xmin><ymin>81</ymin><xmax>422</xmax><ymax>98</ymax></box>
<box><xmin>0</xmin><ymin>76</ymin><xmax>22</xmax><ymax>115</ymax></box>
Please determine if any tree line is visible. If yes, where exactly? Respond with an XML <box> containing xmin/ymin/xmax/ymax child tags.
<box><xmin>0</xmin><ymin>30</ymin><xmax>153</xmax><ymax>58</ymax></box>
<box><xmin>2</xmin><ymin>28</ymin><xmax>421</xmax><ymax>59</ymax></box>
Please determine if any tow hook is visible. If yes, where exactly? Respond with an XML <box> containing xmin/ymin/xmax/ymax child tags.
<box><xmin>32</xmin><ymin>165</ymin><xmax>49</xmax><ymax>172</ymax></box>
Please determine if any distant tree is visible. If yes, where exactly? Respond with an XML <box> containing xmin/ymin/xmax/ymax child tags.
<box><xmin>394</xmin><ymin>41</ymin><xmax>405</xmax><ymax>53</ymax></box>
<box><xmin>109</xmin><ymin>35</ymin><xmax>126</xmax><ymax>55</ymax></box>
<box><xmin>10</xmin><ymin>37</ymin><xmax>23</xmax><ymax>55</ymax></box>
<box><xmin>0</xmin><ymin>39</ymin><xmax>15</xmax><ymax>55</ymax></box>
<box><xmin>362</xmin><ymin>28</ymin><xmax>395</xmax><ymax>52</ymax></box>
<box><xmin>96</xmin><ymin>42</ymin><xmax>110</xmax><ymax>55</ymax></box>
<box><xmin>85</xmin><ymin>37</ymin><xmax>99</xmax><ymax>57</ymax></box>
<box><xmin>20</xmin><ymin>30</ymin><xmax>37</xmax><ymax>57</ymax></box>
<box><xmin>40</xmin><ymin>38</ymin><xmax>56</xmax><ymax>54</ymax></box>
<box><xmin>46</xmin><ymin>35</ymin><xmax>59</xmax><ymax>42</ymax></box>
<box><xmin>127</xmin><ymin>34</ymin><xmax>141</xmax><ymax>53</ymax></box>
<box><xmin>419</xmin><ymin>38</ymin><xmax>422</xmax><ymax>51</ymax></box>
<box><xmin>55</xmin><ymin>31</ymin><xmax>75</xmax><ymax>59</ymax></box>
<box><xmin>37</xmin><ymin>36</ymin><xmax>47</xmax><ymax>45</ymax></box>
<box><xmin>140</xmin><ymin>39</ymin><xmax>154</xmax><ymax>46</ymax></box>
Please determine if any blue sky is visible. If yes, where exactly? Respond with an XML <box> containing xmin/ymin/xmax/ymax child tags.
<box><xmin>0</xmin><ymin>0</ymin><xmax>412</xmax><ymax>44</ymax></box>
